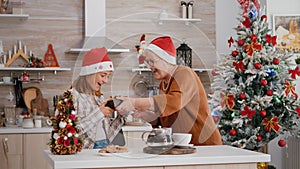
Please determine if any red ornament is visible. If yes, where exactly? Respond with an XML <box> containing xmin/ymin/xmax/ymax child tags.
<box><xmin>261</xmin><ymin>15</ymin><xmax>267</xmax><ymax>20</ymax></box>
<box><xmin>278</xmin><ymin>139</ymin><xmax>286</xmax><ymax>147</ymax></box>
<box><xmin>260</xmin><ymin>79</ymin><xmax>267</xmax><ymax>86</ymax></box>
<box><xmin>232</xmin><ymin>50</ymin><xmax>238</xmax><ymax>57</ymax></box>
<box><xmin>212</xmin><ymin>69</ymin><xmax>217</xmax><ymax>76</ymax></box>
<box><xmin>238</xmin><ymin>39</ymin><xmax>244</xmax><ymax>46</ymax></box>
<box><xmin>254</xmin><ymin>63</ymin><xmax>262</xmax><ymax>69</ymax></box>
<box><xmin>260</xmin><ymin>110</ymin><xmax>267</xmax><ymax>117</ymax></box>
<box><xmin>230</xmin><ymin>129</ymin><xmax>237</xmax><ymax>136</ymax></box>
<box><xmin>266</xmin><ymin>89</ymin><xmax>273</xmax><ymax>96</ymax></box>
<box><xmin>239</xmin><ymin>93</ymin><xmax>246</xmax><ymax>100</ymax></box>
<box><xmin>257</xmin><ymin>135</ymin><xmax>262</xmax><ymax>142</ymax></box>
<box><xmin>273</xmin><ymin>58</ymin><xmax>280</xmax><ymax>65</ymax></box>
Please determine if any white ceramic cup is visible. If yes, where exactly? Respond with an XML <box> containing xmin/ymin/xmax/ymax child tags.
<box><xmin>3</xmin><ymin>76</ymin><xmax>11</xmax><ymax>84</ymax></box>
<box><xmin>172</xmin><ymin>133</ymin><xmax>192</xmax><ymax>145</ymax></box>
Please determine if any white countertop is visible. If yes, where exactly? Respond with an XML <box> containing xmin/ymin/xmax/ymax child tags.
<box><xmin>44</xmin><ymin>145</ymin><xmax>270</xmax><ymax>169</ymax></box>
<box><xmin>0</xmin><ymin>126</ymin><xmax>53</xmax><ymax>134</ymax></box>
<box><xmin>0</xmin><ymin>124</ymin><xmax>152</xmax><ymax>134</ymax></box>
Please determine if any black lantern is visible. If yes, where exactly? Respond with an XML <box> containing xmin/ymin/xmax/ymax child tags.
<box><xmin>176</xmin><ymin>43</ymin><xmax>192</xmax><ymax>68</ymax></box>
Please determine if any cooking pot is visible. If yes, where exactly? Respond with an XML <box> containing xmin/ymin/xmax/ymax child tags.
<box><xmin>141</xmin><ymin>126</ymin><xmax>174</xmax><ymax>148</ymax></box>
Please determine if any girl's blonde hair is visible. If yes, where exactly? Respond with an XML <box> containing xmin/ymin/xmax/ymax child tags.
<box><xmin>72</xmin><ymin>74</ymin><xmax>97</xmax><ymax>95</ymax></box>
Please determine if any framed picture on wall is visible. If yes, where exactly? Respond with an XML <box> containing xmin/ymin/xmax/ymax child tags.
<box><xmin>273</xmin><ymin>14</ymin><xmax>300</xmax><ymax>53</ymax></box>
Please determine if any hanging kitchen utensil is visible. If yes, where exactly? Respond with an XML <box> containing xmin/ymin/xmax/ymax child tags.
<box><xmin>134</xmin><ymin>79</ymin><xmax>149</xmax><ymax>97</ymax></box>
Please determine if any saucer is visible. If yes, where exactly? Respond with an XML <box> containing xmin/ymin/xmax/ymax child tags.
<box><xmin>175</xmin><ymin>144</ymin><xmax>194</xmax><ymax>147</ymax></box>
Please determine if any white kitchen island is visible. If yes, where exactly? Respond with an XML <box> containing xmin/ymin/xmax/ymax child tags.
<box><xmin>44</xmin><ymin>145</ymin><xmax>270</xmax><ymax>169</ymax></box>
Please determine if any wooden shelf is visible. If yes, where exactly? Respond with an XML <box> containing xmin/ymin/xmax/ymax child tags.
<box><xmin>158</xmin><ymin>17</ymin><xmax>201</xmax><ymax>25</ymax></box>
<box><xmin>0</xmin><ymin>67</ymin><xmax>71</xmax><ymax>74</ymax></box>
<box><xmin>67</xmin><ymin>48</ymin><xmax>130</xmax><ymax>54</ymax></box>
<box><xmin>159</xmin><ymin>18</ymin><xmax>201</xmax><ymax>22</ymax></box>
<box><xmin>0</xmin><ymin>14</ymin><xmax>29</xmax><ymax>20</ymax></box>
<box><xmin>131</xmin><ymin>67</ymin><xmax>212</xmax><ymax>74</ymax></box>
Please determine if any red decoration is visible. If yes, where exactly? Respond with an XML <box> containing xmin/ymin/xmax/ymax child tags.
<box><xmin>44</xmin><ymin>44</ymin><xmax>60</xmax><ymax>67</ymax></box>
<box><xmin>238</xmin><ymin>39</ymin><xmax>244</xmax><ymax>46</ymax></box>
<box><xmin>212</xmin><ymin>69</ymin><xmax>217</xmax><ymax>76</ymax></box>
<box><xmin>263</xmin><ymin>116</ymin><xmax>280</xmax><ymax>132</ymax></box>
<box><xmin>266</xmin><ymin>89</ymin><xmax>273</xmax><ymax>96</ymax></box>
<box><xmin>239</xmin><ymin>93</ymin><xmax>246</xmax><ymax>100</ymax></box>
<box><xmin>233</xmin><ymin>61</ymin><xmax>245</xmax><ymax>72</ymax></box>
<box><xmin>228</xmin><ymin>37</ymin><xmax>234</xmax><ymax>47</ymax></box>
<box><xmin>295</xmin><ymin>107</ymin><xmax>300</xmax><ymax>117</ymax></box>
<box><xmin>244</xmin><ymin>35</ymin><xmax>262</xmax><ymax>56</ymax></box>
<box><xmin>266</xmin><ymin>34</ymin><xmax>277</xmax><ymax>46</ymax></box>
<box><xmin>278</xmin><ymin>139</ymin><xmax>286</xmax><ymax>147</ymax></box>
<box><xmin>260</xmin><ymin>110</ymin><xmax>267</xmax><ymax>117</ymax></box>
<box><xmin>273</xmin><ymin>58</ymin><xmax>280</xmax><ymax>65</ymax></box>
<box><xmin>232</xmin><ymin>50</ymin><xmax>238</xmax><ymax>57</ymax></box>
<box><xmin>288</xmin><ymin>66</ymin><xmax>300</xmax><ymax>79</ymax></box>
<box><xmin>237</xmin><ymin>0</ymin><xmax>260</xmax><ymax>17</ymax></box>
<box><xmin>241</xmin><ymin>106</ymin><xmax>256</xmax><ymax>119</ymax></box>
<box><xmin>257</xmin><ymin>135</ymin><xmax>262</xmax><ymax>142</ymax></box>
<box><xmin>285</xmin><ymin>81</ymin><xmax>298</xmax><ymax>99</ymax></box>
<box><xmin>242</xmin><ymin>16</ymin><xmax>251</xmax><ymax>28</ymax></box>
<box><xmin>261</xmin><ymin>15</ymin><xmax>267</xmax><ymax>20</ymax></box>
<box><xmin>260</xmin><ymin>79</ymin><xmax>267</xmax><ymax>86</ymax></box>
<box><xmin>230</xmin><ymin>129</ymin><xmax>236</xmax><ymax>136</ymax></box>
<box><xmin>220</xmin><ymin>92</ymin><xmax>235</xmax><ymax>110</ymax></box>
<box><xmin>254</xmin><ymin>63</ymin><xmax>261</xmax><ymax>69</ymax></box>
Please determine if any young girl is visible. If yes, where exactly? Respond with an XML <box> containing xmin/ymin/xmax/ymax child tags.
<box><xmin>71</xmin><ymin>47</ymin><xmax>125</xmax><ymax>149</ymax></box>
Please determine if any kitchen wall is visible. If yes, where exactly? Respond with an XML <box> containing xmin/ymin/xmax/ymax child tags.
<box><xmin>0</xmin><ymin>0</ymin><xmax>216</xmax><ymax>115</ymax></box>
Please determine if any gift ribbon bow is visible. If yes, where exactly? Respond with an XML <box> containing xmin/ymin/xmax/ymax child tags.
<box><xmin>285</xmin><ymin>81</ymin><xmax>298</xmax><ymax>99</ymax></box>
<box><xmin>233</xmin><ymin>61</ymin><xmax>245</xmax><ymax>72</ymax></box>
<box><xmin>220</xmin><ymin>92</ymin><xmax>235</xmax><ymax>110</ymax></box>
<box><xmin>288</xmin><ymin>66</ymin><xmax>300</xmax><ymax>79</ymax></box>
<box><xmin>263</xmin><ymin>116</ymin><xmax>280</xmax><ymax>132</ymax></box>
<box><xmin>237</xmin><ymin>0</ymin><xmax>260</xmax><ymax>16</ymax></box>
<box><xmin>266</xmin><ymin>34</ymin><xmax>277</xmax><ymax>46</ymax></box>
<box><xmin>295</xmin><ymin>107</ymin><xmax>300</xmax><ymax>117</ymax></box>
<box><xmin>244</xmin><ymin>35</ymin><xmax>262</xmax><ymax>56</ymax></box>
<box><xmin>241</xmin><ymin>106</ymin><xmax>256</xmax><ymax>119</ymax></box>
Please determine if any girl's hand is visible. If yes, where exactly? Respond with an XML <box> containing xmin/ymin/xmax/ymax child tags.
<box><xmin>100</xmin><ymin>100</ymin><xmax>114</xmax><ymax>117</ymax></box>
<box><xmin>115</xmin><ymin>96</ymin><xmax>136</xmax><ymax>116</ymax></box>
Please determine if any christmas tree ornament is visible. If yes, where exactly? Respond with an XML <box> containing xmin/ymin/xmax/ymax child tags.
<box><xmin>260</xmin><ymin>79</ymin><xmax>267</xmax><ymax>86</ymax></box>
<box><xmin>266</xmin><ymin>89</ymin><xmax>273</xmax><ymax>96</ymax></box>
<box><xmin>237</xmin><ymin>39</ymin><xmax>244</xmax><ymax>46</ymax></box>
<box><xmin>259</xmin><ymin>110</ymin><xmax>267</xmax><ymax>117</ymax></box>
<box><xmin>254</xmin><ymin>62</ymin><xmax>261</xmax><ymax>69</ymax></box>
<box><xmin>278</xmin><ymin>139</ymin><xmax>286</xmax><ymax>147</ymax></box>
<box><xmin>232</xmin><ymin>50</ymin><xmax>238</xmax><ymax>57</ymax></box>
<box><xmin>273</xmin><ymin>58</ymin><xmax>280</xmax><ymax>65</ymax></box>
<box><xmin>230</xmin><ymin>129</ymin><xmax>237</xmax><ymax>136</ymax></box>
<box><xmin>239</xmin><ymin>93</ymin><xmax>246</xmax><ymax>100</ymax></box>
<box><xmin>256</xmin><ymin>135</ymin><xmax>262</xmax><ymax>142</ymax></box>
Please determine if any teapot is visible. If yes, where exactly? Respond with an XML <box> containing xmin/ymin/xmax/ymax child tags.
<box><xmin>142</xmin><ymin>126</ymin><xmax>174</xmax><ymax>148</ymax></box>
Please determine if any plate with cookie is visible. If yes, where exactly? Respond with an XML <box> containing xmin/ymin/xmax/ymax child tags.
<box><xmin>98</xmin><ymin>145</ymin><xmax>129</xmax><ymax>157</ymax></box>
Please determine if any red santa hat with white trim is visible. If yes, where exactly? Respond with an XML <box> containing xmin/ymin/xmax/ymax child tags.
<box><xmin>145</xmin><ymin>36</ymin><xmax>176</xmax><ymax>65</ymax></box>
<box><xmin>80</xmin><ymin>47</ymin><xmax>114</xmax><ymax>76</ymax></box>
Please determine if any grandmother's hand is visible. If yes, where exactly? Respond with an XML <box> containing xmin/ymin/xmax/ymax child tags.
<box><xmin>99</xmin><ymin>100</ymin><xmax>114</xmax><ymax>117</ymax></box>
<box><xmin>115</xmin><ymin>96</ymin><xmax>136</xmax><ymax>116</ymax></box>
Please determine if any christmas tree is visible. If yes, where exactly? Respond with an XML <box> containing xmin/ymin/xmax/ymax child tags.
<box><xmin>209</xmin><ymin>0</ymin><xmax>300</xmax><ymax>150</ymax></box>
<box><xmin>49</xmin><ymin>90</ymin><xmax>83</xmax><ymax>155</ymax></box>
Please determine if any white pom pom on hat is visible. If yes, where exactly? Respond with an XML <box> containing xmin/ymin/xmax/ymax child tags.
<box><xmin>79</xmin><ymin>47</ymin><xmax>114</xmax><ymax>76</ymax></box>
<box><xmin>145</xmin><ymin>36</ymin><xmax>176</xmax><ymax>65</ymax></box>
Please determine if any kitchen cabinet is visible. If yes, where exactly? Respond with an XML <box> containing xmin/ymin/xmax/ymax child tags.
<box><xmin>0</xmin><ymin>128</ymin><xmax>52</xmax><ymax>169</ymax></box>
<box><xmin>23</xmin><ymin>133</ymin><xmax>52</xmax><ymax>169</ymax></box>
<box><xmin>0</xmin><ymin>134</ymin><xmax>23</xmax><ymax>169</ymax></box>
